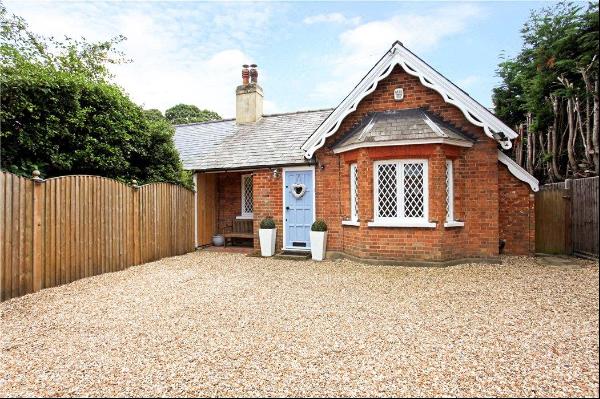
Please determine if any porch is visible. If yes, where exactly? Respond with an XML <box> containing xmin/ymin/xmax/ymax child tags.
<box><xmin>195</xmin><ymin>170</ymin><xmax>256</xmax><ymax>250</ymax></box>
<box><xmin>194</xmin><ymin>166</ymin><xmax>315</xmax><ymax>253</ymax></box>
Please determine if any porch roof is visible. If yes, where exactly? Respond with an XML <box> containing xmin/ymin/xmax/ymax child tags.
<box><xmin>174</xmin><ymin>109</ymin><xmax>332</xmax><ymax>171</ymax></box>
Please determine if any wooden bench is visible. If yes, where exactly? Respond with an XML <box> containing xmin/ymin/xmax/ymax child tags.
<box><xmin>223</xmin><ymin>219</ymin><xmax>253</xmax><ymax>247</ymax></box>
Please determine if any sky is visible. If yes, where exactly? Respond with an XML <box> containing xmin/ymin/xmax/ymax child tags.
<box><xmin>5</xmin><ymin>1</ymin><xmax>554</xmax><ymax>118</ymax></box>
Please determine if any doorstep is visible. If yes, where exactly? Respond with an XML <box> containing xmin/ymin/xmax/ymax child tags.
<box><xmin>273</xmin><ymin>250</ymin><xmax>311</xmax><ymax>261</ymax></box>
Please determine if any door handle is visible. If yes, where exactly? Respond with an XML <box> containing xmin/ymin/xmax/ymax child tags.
<box><xmin>286</xmin><ymin>206</ymin><xmax>290</xmax><ymax>210</ymax></box>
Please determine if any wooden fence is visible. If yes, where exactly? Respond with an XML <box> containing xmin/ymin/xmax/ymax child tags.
<box><xmin>0</xmin><ymin>171</ymin><xmax>195</xmax><ymax>301</ymax></box>
<box><xmin>571</xmin><ymin>177</ymin><xmax>599</xmax><ymax>257</ymax></box>
<box><xmin>535</xmin><ymin>176</ymin><xmax>599</xmax><ymax>257</ymax></box>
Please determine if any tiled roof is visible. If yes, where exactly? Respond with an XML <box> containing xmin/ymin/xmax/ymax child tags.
<box><xmin>332</xmin><ymin>108</ymin><xmax>474</xmax><ymax>152</ymax></box>
<box><xmin>173</xmin><ymin>109</ymin><xmax>332</xmax><ymax>171</ymax></box>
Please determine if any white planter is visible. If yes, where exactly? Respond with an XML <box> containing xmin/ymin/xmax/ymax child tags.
<box><xmin>310</xmin><ymin>231</ymin><xmax>328</xmax><ymax>261</ymax></box>
<box><xmin>259</xmin><ymin>228</ymin><xmax>277</xmax><ymax>257</ymax></box>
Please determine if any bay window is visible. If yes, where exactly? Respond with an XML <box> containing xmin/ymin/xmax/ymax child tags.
<box><xmin>369</xmin><ymin>159</ymin><xmax>435</xmax><ymax>228</ymax></box>
<box><xmin>350</xmin><ymin>163</ymin><xmax>359</xmax><ymax>222</ymax></box>
<box><xmin>444</xmin><ymin>159</ymin><xmax>464</xmax><ymax>227</ymax></box>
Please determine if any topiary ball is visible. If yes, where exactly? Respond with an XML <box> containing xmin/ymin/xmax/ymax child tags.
<box><xmin>311</xmin><ymin>219</ymin><xmax>327</xmax><ymax>232</ymax></box>
<box><xmin>260</xmin><ymin>217</ymin><xmax>276</xmax><ymax>229</ymax></box>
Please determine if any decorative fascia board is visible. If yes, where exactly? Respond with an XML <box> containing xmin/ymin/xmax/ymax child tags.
<box><xmin>332</xmin><ymin>138</ymin><xmax>473</xmax><ymax>154</ymax></box>
<box><xmin>301</xmin><ymin>42</ymin><xmax>518</xmax><ymax>159</ymax></box>
<box><xmin>498</xmin><ymin>150</ymin><xmax>539</xmax><ymax>192</ymax></box>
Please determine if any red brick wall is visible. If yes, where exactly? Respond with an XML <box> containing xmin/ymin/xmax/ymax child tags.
<box><xmin>241</xmin><ymin>64</ymin><xmax>533</xmax><ymax>261</ymax></box>
<box><xmin>310</xmin><ymin>64</ymin><xmax>504</xmax><ymax>261</ymax></box>
<box><xmin>498</xmin><ymin>164</ymin><xmax>535</xmax><ymax>255</ymax></box>
<box><xmin>216</xmin><ymin>172</ymin><xmax>242</xmax><ymax>233</ymax></box>
<box><xmin>252</xmin><ymin>169</ymin><xmax>284</xmax><ymax>251</ymax></box>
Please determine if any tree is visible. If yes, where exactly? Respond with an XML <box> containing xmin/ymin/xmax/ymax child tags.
<box><xmin>165</xmin><ymin>104</ymin><xmax>221</xmax><ymax>125</ymax></box>
<box><xmin>0</xmin><ymin>4</ymin><xmax>192</xmax><ymax>189</ymax></box>
<box><xmin>143</xmin><ymin>108</ymin><xmax>166</xmax><ymax>121</ymax></box>
<box><xmin>493</xmin><ymin>2</ymin><xmax>599</xmax><ymax>183</ymax></box>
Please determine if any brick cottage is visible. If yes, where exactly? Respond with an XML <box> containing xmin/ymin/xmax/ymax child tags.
<box><xmin>174</xmin><ymin>42</ymin><xmax>538</xmax><ymax>264</ymax></box>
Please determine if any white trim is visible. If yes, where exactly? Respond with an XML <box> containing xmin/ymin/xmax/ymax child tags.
<box><xmin>373</xmin><ymin>159</ymin><xmax>430</xmax><ymax>225</ymax></box>
<box><xmin>302</xmin><ymin>41</ymin><xmax>516</xmax><ymax>159</ymax></box>
<box><xmin>282</xmin><ymin>166</ymin><xmax>316</xmax><ymax>251</ymax></box>
<box><xmin>333</xmin><ymin>138</ymin><xmax>473</xmax><ymax>154</ymax></box>
<box><xmin>342</xmin><ymin>220</ymin><xmax>360</xmax><ymax>227</ymax></box>
<box><xmin>498</xmin><ymin>150</ymin><xmax>539</xmax><ymax>192</ymax></box>
<box><xmin>444</xmin><ymin>221</ymin><xmax>465</xmax><ymax>228</ymax></box>
<box><xmin>350</xmin><ymin>163</ymin><xmax>358</xmax><ymax>222</ymax></box>
<box><xmin>193</xmin><ymin>173</ymin><xmax>198</xmax><ymax>248</ymax></box>
<box><xmin>368</xmin><ymin>220</ymin><xmax>437</xmax><ymax>228</ymax></box>
<box><xmin>241</xmin><ymin>173</ymin><xmax>254</xmax><ymax>218</ymax></box>
<box><xmin>236</xmin><ymin>215</ymin><xmax>253</xmax><ymax>220</ymax></box>
<box><xmin>446</xmin><ymin>159</ymin><xmax>454</xmax><ymax>222</ymax></box>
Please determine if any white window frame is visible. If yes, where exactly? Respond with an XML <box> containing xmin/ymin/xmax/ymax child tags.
<box><xmin>240</xmin><ymin>173</ymin><xmax>254</xmax><ymax>219</ymax></box>
<box><xmin>444</xmin><ymin>159</ymin><xmax>464</xmax><ymax>228</ymax></box>
<box><xmin>446</xmin><ymin>159</ymin><xmax>454</xmax><ymax>222</ymax></box>
<box><xmin>350</xmin><ymin>163</ymin><xmax>358</xmax><ymax>222</ymax></box>
<box><xmin>369</xmin><ymin>159</ymin><xmax>436</xmax><ymax>228</ymax></box>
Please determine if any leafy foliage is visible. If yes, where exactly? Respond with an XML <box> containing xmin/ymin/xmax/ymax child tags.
<box><xmin>311</xmin><ymin>219</ymin><xmax>327</xmax><ymax>232</ymax></box>
<box><xmin>165</xmin><ymin>104</ymin><xmax>221</xmax><ymax>125</ymax></box>
<box><xmin>0</xmin><ymin>4</ymin><xmax>192</xmax><ymax>189</ymax></box>
<box><xmin>493</xmin><ymin>2</ymin><xmax>599</xmax><ymax>182</ymax></box>
<box><xmin>260</xmin><ymin>217</ymin><xmax>276</xmax><ymax>229</ymax></box>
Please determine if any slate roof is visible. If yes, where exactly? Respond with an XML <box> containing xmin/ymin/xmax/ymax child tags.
<box><xmin>174</xmin><ymin>109</ymin><xmax>332</xmax><ymax>171</ymax></box>
<box><xmin>333</xmin><ymin>108</ymin><xmax>474</xmax><ymax>152</ymax></box>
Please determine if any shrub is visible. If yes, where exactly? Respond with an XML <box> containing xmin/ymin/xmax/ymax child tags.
<box><xmin>260</xmin><ymin>217</ymin><xmax>276</xmax><ymax>229</ymax></box>
<box><xmin>311</xmin><ymin>219</ymin><xmax>327</xmax><ymax>232</ymax></box>
<box><xmin>0</xmin><ymin>6</ymin><xmax>193</xmax><ymax>189</ymax></box>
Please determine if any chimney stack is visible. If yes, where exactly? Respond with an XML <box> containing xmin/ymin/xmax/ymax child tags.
<box><xmin>236</xmin><ymin>64</ymin><xmax>263</xmax><ymax>124</ymax></box>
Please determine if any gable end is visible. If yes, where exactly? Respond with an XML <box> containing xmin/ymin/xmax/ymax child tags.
<box><xmin>302</xmin><ymin>41</ymin><xmax>518</xmax><ymax>159</ymax></box>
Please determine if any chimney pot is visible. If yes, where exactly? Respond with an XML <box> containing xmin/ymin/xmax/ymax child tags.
<box><xmin>249</xmin><ymin>64</ymin><xmax>258</xmax><ymax>84</ymax></box>
<box><xmin>241</xmin><ymin>65</ymin><xmax>250</xmax><ymax>85</ymax></box>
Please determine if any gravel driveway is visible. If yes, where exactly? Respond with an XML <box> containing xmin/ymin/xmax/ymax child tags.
<box><xmin>1</xmin><ymin>252</ymin><xmax>598</xmax><ymax>397</ymax></box>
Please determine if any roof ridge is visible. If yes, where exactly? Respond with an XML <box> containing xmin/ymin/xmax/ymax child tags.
<box><xmin>173</xmin><ymin>118</ymin><xmax>235</xmax><ymax>127</ymax></box>
<box><xmin>261</xmin><ymin>108</ymin><xmax>334</xmax><ymax>118</ymax></box>
<box><xmin>174</xmin><ymin>108</ymin><xmax>334</xmax><ymax>128</ymax></box>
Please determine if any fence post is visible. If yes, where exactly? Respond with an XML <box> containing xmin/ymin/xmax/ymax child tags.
<box><xmin>32</xmin><ymin>170</ymin><xmax>45</xmax><ymax>292</ymax></box>
<box><xmin>132</xmin><ymin>180</ymin><xmax>141</xmax><ymax>265</ymax></box>
<box><xmin>563</xmin><ymin>179</ymin><xmax>573</xmax><ymax>255</ymax></box>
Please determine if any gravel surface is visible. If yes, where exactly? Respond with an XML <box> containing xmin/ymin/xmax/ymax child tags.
<box><xmin>1</xmin><ymin>252</ymin><xmax>598</xmax><ymax>397</ymax></box>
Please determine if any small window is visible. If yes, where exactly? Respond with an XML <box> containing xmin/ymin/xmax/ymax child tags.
<box><xmin>445</xmin><ymin>160</ymin><xmax>454</xmax><ymax>222</ymax></box>
<box><xmin>374</xmin><ymin>160</ymin><xmax>428</xmax><ymax>223</ymax></box>
<box><xmin>241</xmin><ymin>174</ymin><xmax>253</xmax><ymax>218</ymax></box>
<box><xmin>350</xmin><ymin>163</ymin><xmax>359</xmax><ymax>221</ymax></box>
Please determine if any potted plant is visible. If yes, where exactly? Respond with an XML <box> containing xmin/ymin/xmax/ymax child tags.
<box><xmin>310</xmin><ymin>219</ymin><xmax>328</xmax><ymax>261</ymax></box>
<box><xmin>259</xmin><ymin>217</ymin><xmax>277</xmax><ymax>257</ymax></box>
<box><xmin>212</xmin><ymin>234</ymin><xmax>224</xmax><ymax>247</ymax></box>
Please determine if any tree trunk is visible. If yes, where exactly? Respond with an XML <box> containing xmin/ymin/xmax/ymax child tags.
<box><xmin>586</xmin><ymin>96</ymin><xmax>593</xmax><ymax>165</ymax></box>
<box><xmin>550</xmin><ymin>95</ymin><xmax>562</xmax><ymax>180</ymax></box>
<box><xmin>538</xmin><ymin>130</ymin><xmax>548</xmax><ymax>181</ymax></box>
<box><xmin>574</xmin><ymin>97</ymin><xmax>589</xmax><ymax>167</ymax></box>
<box><xmin>526</xmin><ymin>113</ymin><xmax>535</xmax><ymax>175</ymax></box>
<box><xmin>566</xmin><ymin>97</ymin><xmax>578</xmax><ymax>176</ymax></box>
<box><xmin>580</xmin><ymin>60</ymin><xmax>599</xmax><ymax>174</ymax></box>
<box><xmin>593</xmin><ymin>79</ymin><xmax>599</xmax><ymax>174</ymax></box>
<box><xmin>515</xmin><ymin>124</ymin><xmax>524</xmax><ymax>167</ymax></box>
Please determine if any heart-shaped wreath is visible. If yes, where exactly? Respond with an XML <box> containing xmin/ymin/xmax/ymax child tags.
<box><xmin>291</xmin><ymin>183</ymin><xmax>306</xmax><ymax>199</ymax></box>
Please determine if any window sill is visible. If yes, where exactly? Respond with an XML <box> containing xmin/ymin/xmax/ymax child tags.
<box><xmin>367</xmin><ymin>220</ymin><xmax>437</xmax><ymax>228</ymax></box>
<box><xmin>341</xmin><ymin>220</ymin><xmax>360</xmax><ymax>227</ymax></box>
<box><xmin>236</xmin><ymin>215</ymin><xmax>253</xmax><ymax>220</ymax></box>
<box><xmin>444</xmin><ymin>221</ymin><xmax>465</xmax><ymax>228</ymax></box>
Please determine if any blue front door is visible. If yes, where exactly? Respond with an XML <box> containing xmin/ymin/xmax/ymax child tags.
<box><xmin>284</xmin><ymin>169</ymin><xmax>314</xmax><ymax>249</ymax></box>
